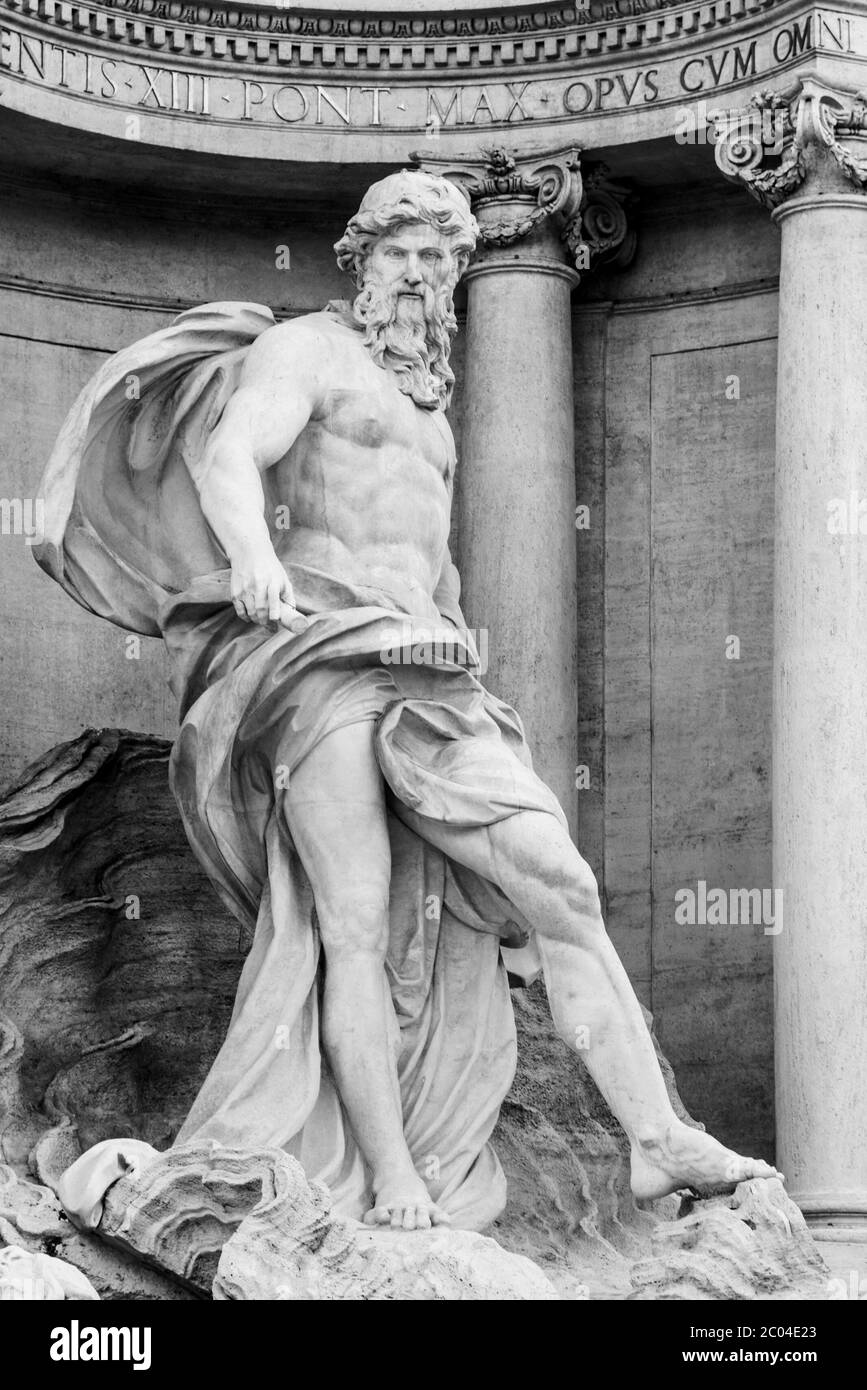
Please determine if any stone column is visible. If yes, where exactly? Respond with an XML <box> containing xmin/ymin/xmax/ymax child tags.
<box><xmin>715</xmin><ymin>81</ymin><xmax>867</xmax><ymax>1244</ymax></box>
<box><xmin>412</xmin><ymin>147</ymin><xmax>632</xmax><ymax>837</ymax></box>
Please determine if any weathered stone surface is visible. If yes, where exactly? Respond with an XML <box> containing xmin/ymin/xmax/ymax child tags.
<box><xmin>0</xmin><ymin>1161</ymin><xmax>196</xmax><ymax>1302</ymax></box>
<box><xmin>0</xmin><ymin>1013</ymin><xmax>33</xmax><ymax>1178</ymax></box>
<box><xmin>0</xmin><ymin>731</ymin><xmax>832</xmax><ymax>1300</ymax></box>
<box><xmin>97</xmin><ymin>1143</ymin><xmax>292</xmax><ymax>1295</ymax></box>
<box><xmin>0</xmin><ymin>1163</ymin><xmax>68</xmax><ymax>1248</ymax></box>
<box><xmin>81</xmin><ymin>1140</ymin><xmax>558</xmax><ymax>1301</ymax></box>
<box><xmin>219</xmin><ymin>1198</ymin><xmax>558</xmax><ymax>1302</ymax></box>
<box><xmin>491</xmin><ymin>983</ymin><xmax>689</xmax><ymax>1298</ymax></box>
<box><xmin>0</xmin><ymin>729</ymin><xmax>246</xmax><ymax>1174</ymax></box>
<box><xmin>498</xmin><ymin>971</ymin><xmax>710</xmax><ymax>1292</ymax></box>
<box><xmin>218</xmin><ymin>1219</ymin><xmax>556</xmax><ymax>1302</ymax></box>
<box><xmin>629</xmin><ymin>1179</ymin><xmax>830</xmax><ymax>1301</ymax></box>
<box><xmin>30</xmin><ymin>1123</ymin><xmax>84</xmax><ymax>1195</ymax></box>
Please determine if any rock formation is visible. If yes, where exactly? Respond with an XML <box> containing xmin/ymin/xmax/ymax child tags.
<box><xmin>0</xmin><ymin>730</ymin><xmax>830</xmax><ymax>1300</ymax></box>
<box><xmin>60</xmin><ymin>1140</ymin><xmax>558</xmax><ymax>1300</ymax></box>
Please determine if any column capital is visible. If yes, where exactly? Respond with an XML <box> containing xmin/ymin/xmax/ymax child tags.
<box><xmin>410</xmin><ymin>145</ymin><xmax>636</xmax><ymax>278</ymax></box>
<box><xmin>712</xmin><ymin>79</ymin><xmax>867</xmax><ymax>214</ymax></box>
<box><xmin>570</xmin><ymin>163</ymin><xmax>638</xmax><ymax>273</ymax></box>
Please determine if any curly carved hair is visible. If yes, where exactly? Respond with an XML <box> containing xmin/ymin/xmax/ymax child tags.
<box><xmin>334</xmin><ymin>169</ymin><xmax>478</xmax><ymax>286</ymax></box>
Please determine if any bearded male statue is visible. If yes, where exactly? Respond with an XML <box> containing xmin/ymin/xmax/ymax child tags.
<box><xmin>35</xmin><ymin>170</ymin><xmax>778</xmax><ymax>1234</ymax></box>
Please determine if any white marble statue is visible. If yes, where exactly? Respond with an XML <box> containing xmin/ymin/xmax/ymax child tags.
<box><xmin>36</xmin><ymin>170</ymin><xmax>779</xmax><ymax>1233</ymax></box>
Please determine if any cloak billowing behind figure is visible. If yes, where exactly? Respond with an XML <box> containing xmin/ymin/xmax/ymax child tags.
<box><xmin>33</xmin><ymin>296</ymin><xmax>557</xmax><ymax>1230</ymax></box>
<box><xmin>35</xmin><ymin>303</ymin><xmax>275</xmax><ymax>635</ymax></box>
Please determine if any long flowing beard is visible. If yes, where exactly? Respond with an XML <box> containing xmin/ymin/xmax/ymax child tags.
<box><xmin>352</xmin><ymin>277</ymin><xmax>457</xmax><ymax>411</ymax></box>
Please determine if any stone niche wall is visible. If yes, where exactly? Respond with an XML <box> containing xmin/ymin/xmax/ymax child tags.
<box><xmin>576</xmin><ymin>179</ymin><xmax>781</xmax><ymax>1160</ymax></box>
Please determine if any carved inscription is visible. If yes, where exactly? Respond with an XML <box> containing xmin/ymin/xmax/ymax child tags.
<box><xmin>0</xmin><ymin>13</ymin><xmax>861</xmax><ymax>129</ymax></box>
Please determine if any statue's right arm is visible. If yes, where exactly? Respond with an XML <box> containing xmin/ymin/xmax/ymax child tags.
<box><xmin>190</xmin><ymin>324</ymin><xmax>321</xmax><ymax>632</ymax></box>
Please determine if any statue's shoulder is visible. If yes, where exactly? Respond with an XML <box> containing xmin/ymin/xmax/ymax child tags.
<box><xmin>247</xmin><ymin>307</ymin><xmax>357</xmax><ymax>366</ymax></box>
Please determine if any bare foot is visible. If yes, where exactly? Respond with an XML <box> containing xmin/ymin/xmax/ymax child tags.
<box><xmin>363</xmin><ymin>1168</ymin><xmax>451</xmax><ymax>1232</ymax></box>
<box><xmin>630</xmin><ymin>1120</ymin><xmax>784</xmax><ymax>1201</ymax></box>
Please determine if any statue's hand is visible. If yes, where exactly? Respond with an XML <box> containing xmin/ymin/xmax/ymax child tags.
<box><xmin>230</xmin><ymin>551</ymin><xmax>309</xmax><ymax>634</ymax></box>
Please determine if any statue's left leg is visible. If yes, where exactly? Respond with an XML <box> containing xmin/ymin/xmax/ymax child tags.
<box><xmin>414</xmin><ymin>808</ymin><xmax>781</xmax><ymax>1200</ymax></box>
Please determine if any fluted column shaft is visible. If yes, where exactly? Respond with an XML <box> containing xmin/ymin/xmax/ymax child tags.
<box><xmin>716</xmin><ymin>82</ymin><xmax>867</xmax><ymax>1237</ymax></box>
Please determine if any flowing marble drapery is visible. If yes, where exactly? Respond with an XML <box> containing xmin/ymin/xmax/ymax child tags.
<box><xmin>33</xmin><ymin>303</ymin><xmax>564</xmax><ymax>1228</ymax></box>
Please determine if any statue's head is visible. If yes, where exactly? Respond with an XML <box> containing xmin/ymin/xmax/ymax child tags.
<box><xmin>334</xmin><ymin>169</ymin><xmax>478</xmax><ymax>411</ymax></box>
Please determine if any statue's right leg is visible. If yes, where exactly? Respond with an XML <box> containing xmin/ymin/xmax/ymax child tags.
<box><xmin>285</xmin><ymin>719</ymin><xmax>449</xmax><ymax>1232</ymax></box>
<box><xmin>403</xmin><ymin>805</ymin><xmax>781</xmax><ymax>1201</ymax></box>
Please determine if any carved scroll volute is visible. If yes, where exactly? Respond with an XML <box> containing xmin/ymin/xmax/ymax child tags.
<box><xmin>712</xmin><ymin>90</ymin><xmax>802</xmax><ymax>211</ymax></box>
<box><xmin>569</xmin><ymin>166</ymin><xmax>637</xmax><ymax>270</ymax></box>
<box><xmin>713</xmin><ymin>80</ymin><xmax>867</xmax><ymax>211</ymax></box>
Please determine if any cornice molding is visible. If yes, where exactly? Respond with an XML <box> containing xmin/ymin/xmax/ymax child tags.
<box><xmin>608</xmin><ymin>270</ymin><xmax>777</xmax><ymax>311</ymax></box>
<box><xmin>0</xmin><ymin>268</ymin><xmax>303</xmax><ymax>314</ymax></box>
<box><xmin>0</xmin><ymin>266</ymin><xmax>778</xmax><ymax>322</ymax></box>
<box><xmin>0</xmin><ymin>0</ymin><xmax>792</xmax><ymax>76</ymax></box>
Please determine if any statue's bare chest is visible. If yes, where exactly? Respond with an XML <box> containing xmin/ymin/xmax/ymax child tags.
<box><xmin>317</xmin><ymin>371</ymin><xmax>454</xmax><ymax>482</ymax></box>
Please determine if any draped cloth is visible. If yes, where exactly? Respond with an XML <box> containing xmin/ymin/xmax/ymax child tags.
<box><xmin>33</xmin><ymin>302</ymin><xmax>566</xmax><ymax>1229</ymax></box>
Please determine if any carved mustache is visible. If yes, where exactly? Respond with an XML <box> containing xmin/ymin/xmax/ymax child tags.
<box><xmin>356</xmin><ymin>277</ymin><xmax>444</xmax><ymax>327</ymax></box>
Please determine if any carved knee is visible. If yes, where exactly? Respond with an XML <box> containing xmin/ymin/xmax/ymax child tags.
<box><xmin>315</xmin><ymin>893</ymin><xmax>390</xmax><ymax>959</ymax></box>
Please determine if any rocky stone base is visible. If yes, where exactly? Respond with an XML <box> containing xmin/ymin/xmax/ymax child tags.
<box><xmin>0</xmin><ymin>730</ymin><xmax>833</xmax><ymax>1300</ymax></box>
<box><xmin>0</xmin><ymin>1158</ymin><xmax>196</xmax><ymax>1301</ymax></box>
<box><xmin>629</xmin><ymin>1179</ymin><xmax>831</xmax><ymax>1300</ymax></box>
<box><xmin>64</xmin><ymin>1140</ymin><xmax>558</xmax><ymax>1300</ymax></box>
